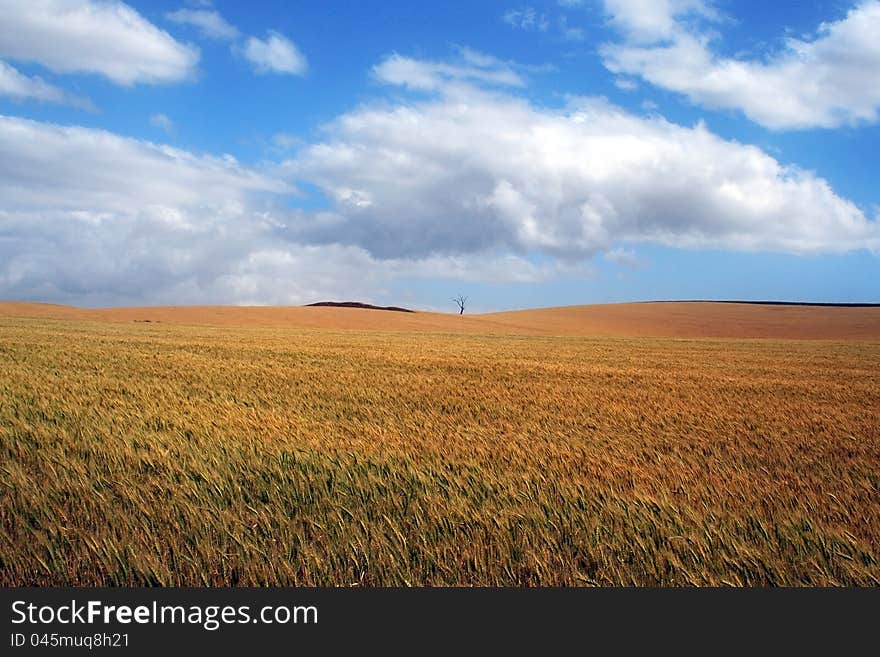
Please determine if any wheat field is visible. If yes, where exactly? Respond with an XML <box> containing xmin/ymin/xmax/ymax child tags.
<box><xmin>1</xmin><ymin>305</ymin><xmax>879</xmax><ymax>585</ymax></box>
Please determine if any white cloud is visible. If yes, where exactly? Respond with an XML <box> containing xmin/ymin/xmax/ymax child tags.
<box><xmin>240</xmin><ymin>31</ymin><xmax>307</xmax><ymax>75</ymax></box>
<box><xmin>149</xmin><ymin>113</ymin><xmax>175</xmax><ymax>135</ymax></box>
<box><xmin>504</xmin><ymin>6</ymin><xmax>590</xmax><ymax>45</ymax></box>
<box><xmin>166</xmin><ymin>7</ymin><xmax>239</xmax><ymax>40</ymax></box>
<box><xmin>0</xmin><ymin>0</ymin><xmax>198</xmax><ymax>85</ymax></box>
<box><xmin>0</xmin><ymin>115</ymin><xmax>287</xmax><ymax>215</ymax></box>
<box><xmin>282</xmin><ymin>55</ymin><xmax>878</xmax><ymax>260</ymax></box>
<box><xmin>372</xmin><ymin>52</ymin><xmax>525</xmax><ymax>91</ymax></box>
<box><xmin>602</xmin><ymin>0</ymin><xmax>718</xmax><ymax>43</ymax></box>
<box><xmin>0</xmin><ymin>61</ymin><xmax>93</xmax><ymax>110</ymax></box>
<box><xmin>601</xmin><ymin>0</ymin><xmax>880</xmax><ymax>129</ymax></box>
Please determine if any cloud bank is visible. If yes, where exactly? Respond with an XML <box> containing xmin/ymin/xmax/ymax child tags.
<box><xmin>1</xmin><ymin>52</ymin><xmax>876</xmax><ymax>306</ymax></box>
<box><xmin>0</xmin><ymin>113</ymin><xmax>561</xmax><ymax>306</ymax></box>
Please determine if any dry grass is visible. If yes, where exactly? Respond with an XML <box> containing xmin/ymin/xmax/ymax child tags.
<box><xmin>1</xmin><ymin>314</ymin><xmax>878</xmax><ymax>585</ymax></box>
<box><xmin>2</xmin><ymin>300</ymin><xmax>880</xmax><ymax>339</ymax></box>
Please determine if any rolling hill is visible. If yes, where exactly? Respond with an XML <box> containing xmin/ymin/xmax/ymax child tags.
<box><xmin>0</xmin><ymin>300</ymin><xmax>879</xmax><ymax>340</ymax></box>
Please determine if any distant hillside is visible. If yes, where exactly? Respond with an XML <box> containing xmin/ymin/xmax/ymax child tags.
<box><xmin>1</xmin><ymin>300</ymin><xmax>879</xmax><ymax>340</ymax></box>
<box><xmin>654</xmin><ymin>300</ymin><xmax>880</xmax><ymax>308</ymax></box>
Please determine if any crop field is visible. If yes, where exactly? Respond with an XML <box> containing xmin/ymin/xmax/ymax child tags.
<box><xmin>1</xmin><ymin>308</ymin><xmax>879</xmax><ymax>585</ymax></box>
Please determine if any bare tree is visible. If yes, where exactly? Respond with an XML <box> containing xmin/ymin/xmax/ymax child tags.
<box><xmin>452</xmin><ymin>294</ymin><xmax>468</xmax><ymax>315</ymax></box>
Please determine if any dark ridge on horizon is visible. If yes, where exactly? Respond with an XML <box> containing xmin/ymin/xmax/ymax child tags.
<box><xmin>305</xmin><ymin>301</ymin><xmax>415</xmax><ymax>313</ymax></box>
<box><xmin>648</xmin><ymin>300</ymin><xmax>880</xmax><ymax>308</ymax></box>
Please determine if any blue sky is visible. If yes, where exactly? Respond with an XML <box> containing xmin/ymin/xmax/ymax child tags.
<box><xmin>0</xmin><ymin>0</ymin><xmax>878</xmax><ymax>311</ymax></box>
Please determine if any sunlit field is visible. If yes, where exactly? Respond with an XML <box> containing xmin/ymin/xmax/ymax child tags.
<box><xmin>1</xmin><ymin>309</ymin><xmax>879</xmax><ymax>585</ymax></box>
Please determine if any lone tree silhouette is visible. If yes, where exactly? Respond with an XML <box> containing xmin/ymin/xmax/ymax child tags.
<box><xmin>452</xmin><ymin>294</ymin><xmax>468</xmax><ymax>315</ymax></box>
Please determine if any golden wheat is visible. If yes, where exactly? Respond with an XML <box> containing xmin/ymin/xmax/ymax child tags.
<box><xmin>1</xmin><ymin>315</ymin><xmax>878</xmax><ymax>585</ymax></box>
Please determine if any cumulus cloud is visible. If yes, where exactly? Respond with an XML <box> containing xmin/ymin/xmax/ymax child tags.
<box><xmin>600</xmin><ymin>0</ymin><xmax>880</xmax><ymax>129</ymax></box>
<box><xmin>0</xmin><ymin>114</ymin><xmax>558</xmax><ymax>306</ymax></box>
<box><xmin>282</xmin><ymin>56</ymin><xmax>878</xmax><ymax>261</ymax></box>
<box><xmin>0</xmin><ymin>61</ymin><xmax>93</xmax><ymax>110</ymax></box>
<box><xmin>240</xmin><ymin>31</ymin><xmax>307</xmax><ymax>75</ymax></box>
<box><xmin>0</xmin><ymin>0</ymin><xmax>198</xmax><ymax>85</ymax></box>
<box><xmin>166</xmin><ymin>7</ymin><xmax>240</xmax><ymax>40</ymax></box>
